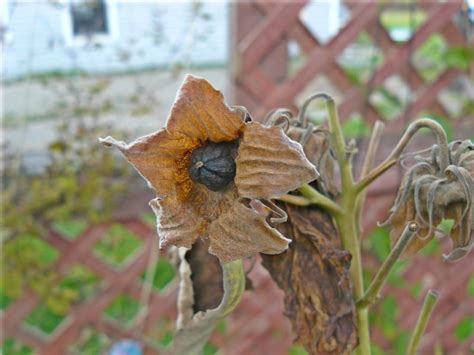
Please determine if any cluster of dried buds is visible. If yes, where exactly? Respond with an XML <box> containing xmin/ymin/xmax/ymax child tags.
<box><xmin>383</xmin><ymin>140</ymin><xmax>474</xmax><ymax>261</ymax></box>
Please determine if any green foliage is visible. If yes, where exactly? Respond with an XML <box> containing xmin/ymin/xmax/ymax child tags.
<box><xmin>25</xmin><ymin>303</ymin><xmax>67</xmax><ymax>335</ymax></box>
<box><xmin>104</xmin><ymin>294</ymin><xmax>141</xmax><ymax>326</ymax></box>
<box><xmin>94</xmin><ymin>224</ymin><xmax>143</xmax><ymax>267</ymax></box>
<box><xmin>444</xmin><ymin>46</ymin><xmax>474</xmax><ymax>71</ymax></box>
<box><xmin>69</xmin><ymin>327</ymin><xmax>111</xmax><ymax>355</ymax></box>
<box><xmin>455</xmin><ymin>317</ymin><xmax>474</xmax><ymax>342</ymax></box>
<box><xmin>52</xmin><ymin>220</ymin><xmax>87</xmax><ymax>240</ymax></box>
<box><xmin>413</xmin><ymin>34</ymin><xmax>446</xmax><ymax>82</ymax></box>
<box><xmin>140</xmin><ymin>258</ymin><xmax>176</xmax><ymax>291</ymax></box>
<box><xmin>467</xmin><ymin>275</ymin><xmax>474</xmax><ymax>297</ymax></box>
<box><xmin>2</xmin><ymin>75</ymin><xmax>134</xmax><ymax>316</ymax></box>
<box><xmin>342</xmin><ymin>115</ymin><xmax>370</xmax><ymax>139</ymax></box>
<box><xmin>203</xmin><ymin>342</ymin><xmax>218</xmax><ymax>355</ymax></box>
<box><xmin>367</xmin><ymin>227</ymin><xmax>391</xmax><ymax>261</ymax></box>
<box><xmin>288</xmin><ymin>345</ymin><xmax>309</xmax><ymax>355</ymax></box>
<box><xmin>1</xmin><ymin>338</ymin><xmax>34</xmax><ymax>355</ymax></box>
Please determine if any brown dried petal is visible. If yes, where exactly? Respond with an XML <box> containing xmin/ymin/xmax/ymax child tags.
<box><xmin>235</xmin><ymin>122</ymin><xmax>319</xmax><ymax>199</ymax></box>
<box><xmin>150</xmin><ymin>196</ymin><xmax>202</xmax><ymax>249</ymax></box>
<box><xmin>166</xmin><ymin>74</ymin><xmax>245</xmax><ymax>143</ymax></box>
<box><xmin>389</xmin><ymin>195</ymin><xmax>438</xmax><ymax>255</ymax></box>
<box><xmin>208</xmin><ymin>199</ymin><xmax>291</xmax><ymax>263</ymax></box>
<box><xmin>444</xmin><ymin>201</ymin><xmax>473</xmax><ymax>262</ymax></box>
<box><xmin>100</xmin><ymin>130</ymin><xmax>192</xmax><ymax>198</ymax></box>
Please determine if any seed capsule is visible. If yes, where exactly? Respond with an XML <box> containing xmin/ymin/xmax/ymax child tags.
<box><xmin>188</xmin><ymin>141</ymin><xmax>238</xmax><ymax>191</ymax></box>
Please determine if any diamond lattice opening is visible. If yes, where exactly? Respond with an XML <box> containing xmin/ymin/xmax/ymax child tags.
<box><xmin>299</xmin><ymin>1</ymin><xmax>350</xmax><ymax>44</ymax></box>
<box><xmin>412</xmin><ymin>34</ymin><xmax>447</xmax><ymax>82</ymax></box>
<box><xmin>2</xmin><ymin>337</ymin><xmax>34</xmax><ymax>355</ymax></box>
<box><xmin>103</xmin><ymin>294</ymin><xmax>141</xmax><ymax>327</ymax></box>
<box><xmin>24</xmin><ymin>303</ymin><xmax>68</xmax><ymax>336</ymax></box>
<box><xmin>140</xmin><ymin>258</ymin><xmax>176</xmax><ymax>293</ymax></box>
<box><xmin>338</xmin><ymin>31</ymin><xmax>385</xmax><ymax>85</ymax></box>
<box><xmin>94</xmin><ymin>224</ymin><xmax>143</xmax><ymax>268</ymax></box>
<box><xmin>69</xmin><ymin>327</ymin><xmax>111</xmax><ymax>354</ymax></box>
<box><xmin>380</xmin><ymin>5</ymin><xmax>427</xmax><ymax>42</ymax></box>
<box><xmin>369</xmin><ymin>75</ymin><xmax>413</xmax><ymax>121</ymax></box>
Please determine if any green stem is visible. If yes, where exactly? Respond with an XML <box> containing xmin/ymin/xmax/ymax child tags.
<box><xmin>298</xmin><ymin>184</ymin><xmax>344</xmax><ymax>215</ymax></box>
<box><xmin>358</xmin><ymin>222</ymin><xmax>418</xmax><ymax>308</ymax></box>
<box><xmin>407</xmin><ymin>290</ymin><xmax>439</xmax><ymax>355</ymax></box>
<box><xmin>355</xmin><ymin>118</ymin><xmax>449</xmax><ymax>194</ymax></box>
<box><xmin>323</xmin><ymin>96</ymin><xmax>370</xmax><ymax>355</ymax></box>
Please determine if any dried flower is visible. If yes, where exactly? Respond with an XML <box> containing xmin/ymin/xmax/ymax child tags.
<box><xmin>384</xmin><ymin>140</ymin><xmax>473</xmax><ymax>261</ymax></box>
<box><xmin>100</xmin><ymin>75</ymin><xmax>318</xmax><ymax>262</ymax></box>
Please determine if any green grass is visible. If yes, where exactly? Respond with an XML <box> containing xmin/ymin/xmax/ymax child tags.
<box><xmin>103</xmin><ymin>294</ymin><xmax>141</xmax><ymax>326</ymax></box>
<box><xmin>1</xmin><ymin>338</ymin><xmax>34</xmax><ymax>355</ymax></box>
<box><xmin>24</xmin><ymin>304</ymin><xmax>67</xmax><ymax>335</ymax></box>
<box><xmin>94</xmin><ymin>224</ymin><xmax>143</xmax><ymax>267</ymax></box>
<box><xmin>140</xmin><ymin>258</ymin><xmax>176</xmax><ymax>292</ymax></box>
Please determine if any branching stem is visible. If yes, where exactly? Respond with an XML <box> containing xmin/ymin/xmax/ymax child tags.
<box><xmin>355</xmin><ymin>118</ymin><xmax>449</xmax><ymax>194</ymax></box>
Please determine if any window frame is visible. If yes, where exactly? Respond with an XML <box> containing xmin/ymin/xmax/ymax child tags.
<box><xmin>60</xmin><ymin>0</ymin><xmax>119</xmax><ymax>47</ymax></box>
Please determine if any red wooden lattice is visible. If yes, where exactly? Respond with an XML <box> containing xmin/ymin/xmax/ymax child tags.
<box><xmin>2</xmin><ymin>2</ymin><xmax>473</xmax><ymax>354</ymax></box>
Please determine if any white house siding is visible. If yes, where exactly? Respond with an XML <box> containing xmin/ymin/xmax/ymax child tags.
<box><xmin>3</xmin><ymin>1</ymin><xmax>229</xmax><ymax>80</ymax></box>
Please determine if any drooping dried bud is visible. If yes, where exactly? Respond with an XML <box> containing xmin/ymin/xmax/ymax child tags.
<box><xmin>384</xmin><ymin>140</ymin><xmax>473</xmax><ymax>261</ymax></box>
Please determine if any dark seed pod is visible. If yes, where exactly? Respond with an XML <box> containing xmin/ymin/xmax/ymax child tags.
<box><xmin>188</xmin><ymin>141</ymin><xmax>238</xmax><ymax>191</ymax></box>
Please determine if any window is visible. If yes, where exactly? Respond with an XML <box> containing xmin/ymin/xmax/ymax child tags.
<box><xmin>61</xmin><ymin>0</ymin><xmax>118</xmax><ymax>46</ymax></box>
<box><xmin>71</xmin><ymin>0</ymin><xmax>108</xmax><ymax>36</ymax></box>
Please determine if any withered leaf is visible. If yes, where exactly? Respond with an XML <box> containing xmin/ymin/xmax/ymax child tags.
<box><xmin>261</xmin><ymin>205</ymin><xmax>357</xmax><ymax>355</ymax></box>
<box><xmin>174</xmin><ymin>248</ymin><xmax>245</xmax><ymax>355</ymax></box>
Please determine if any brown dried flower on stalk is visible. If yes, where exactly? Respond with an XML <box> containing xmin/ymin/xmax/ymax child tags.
<box><xmin>383</xmin><ymin>139</ymin><xmax>474</xmax><ymax>261</ymax></box>
<box><xmin>100</xmin><ymin>75</ymin><xmax>318</xmax><ymax>262</ymax></box>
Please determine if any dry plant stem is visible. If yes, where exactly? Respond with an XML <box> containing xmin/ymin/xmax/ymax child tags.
<box><xmin>357</xmin><ymin>222</ymin><xmax>419</xmax><ymax>308</ymax></box>
<box><xmin>355</xmin><ymin>119</ymin><xmax>450</xmax><ymax>194</ymax></box>
<box><xmin>324</xmin><ymin>97</ymin><xmax>370</xmax><ymax>355</ymax></box>
<box><xmin>406</xmin><ymin>290</ymin><xmax>439</xmax><ymax>355</ymax></box>
<box><xmin>356</xmin><ymin>121</ymin><xmax>385</xmax><ymax>232</ymax></box>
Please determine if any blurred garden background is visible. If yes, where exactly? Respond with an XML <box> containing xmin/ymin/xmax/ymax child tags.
<box><xmin>1</xmin><ymin>1</ymin><xmax>474</xmax><ymax>354</ymax></box>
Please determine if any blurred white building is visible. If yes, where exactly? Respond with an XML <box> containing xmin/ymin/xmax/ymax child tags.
<box><xmin>2</xmin><ymin>0</ymin><xmax>343</xmax><ymax>80</ymax></box>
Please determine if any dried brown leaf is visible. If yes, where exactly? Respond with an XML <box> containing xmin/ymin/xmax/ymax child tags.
<box><xmin>261</xmin><ymin>205</ymin><xmax>357</xmax><ymax>355</ymax></box>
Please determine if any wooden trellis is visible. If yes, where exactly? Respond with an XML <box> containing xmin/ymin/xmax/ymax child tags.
<box><xmin>233</xmin><ymin>1</ymin><xmax>470</xmax><ymax>126</ymax></box>
<box><xmin>2</xmin><ymin>2</ymin><xmax>473</xmax><ymax>354</ymax></box>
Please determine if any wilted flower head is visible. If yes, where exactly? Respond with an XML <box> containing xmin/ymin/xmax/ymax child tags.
<box><xmin>384</xmin><ymin>139</ymin><xmax>473</xmax><ymax>262</ymax></box>
<box><xmin>100</xmin><ymin>75</ymin><xmax>318</xmax><ymax>262</ymax></box>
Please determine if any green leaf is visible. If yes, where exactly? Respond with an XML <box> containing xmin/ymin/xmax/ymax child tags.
<box><xmin>455</xmin><ymin>317</ymin><xmax>474</xmax><ymax>342</ymax></box>
<box><xmin>367</xmin><ymin>227</ymin><xmax>391</xmax><ymax>261</ymax></box>
<box><xmin>342</xmin><ymin>115</ymin><xmax>370</xmax><ymax>139</ymax></box>
<box><xmin>103</xmin><ymin>294</ymin><xmax>141</xmax><ymax>326</ymax></box>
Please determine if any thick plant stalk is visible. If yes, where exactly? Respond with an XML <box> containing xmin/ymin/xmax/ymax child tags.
<box><xmin>407</xmin><ymin>290</ymin><xmax>439</xmax><ymax>355</ymax></box>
